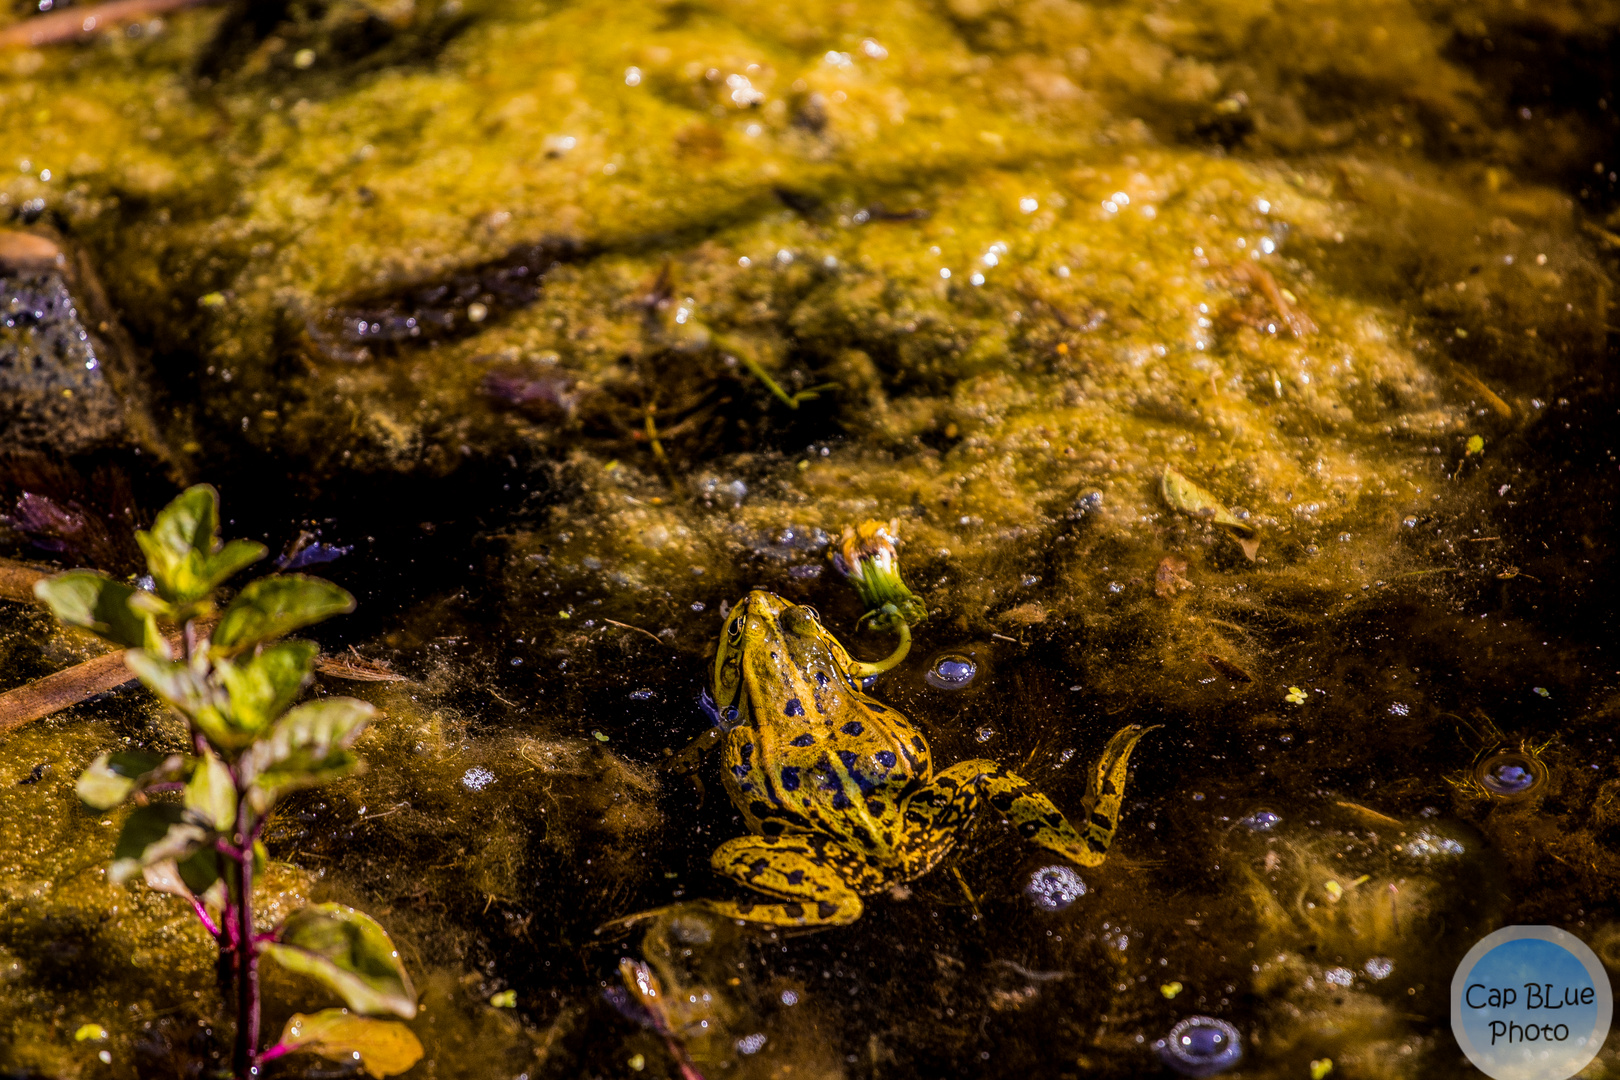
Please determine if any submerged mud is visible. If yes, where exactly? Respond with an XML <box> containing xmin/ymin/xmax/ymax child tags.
<box><xmin>1</xmin><ymin>0</ymin><xmax>1618</xmax><ymax>1076</ymax></box>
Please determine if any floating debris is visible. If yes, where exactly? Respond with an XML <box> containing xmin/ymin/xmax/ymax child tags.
<box><xmin>1202</xmin><ymin>654</ymin><xmax>1253</xmax><ymax>682</ymax></box>
<box><xmin>1160</xmin><ymin>469</ymin><xmax>1260</xmax><ymax>561</ymax></box>
<box><xmin>1155</xmin><ymin>555</ymin><xmax>1192</xmax><ymax>598</ymax></box>
<box><xmin>830</xmin><ymin>519</ymin><xmax>928</xmax><ymax>628</ymax></box>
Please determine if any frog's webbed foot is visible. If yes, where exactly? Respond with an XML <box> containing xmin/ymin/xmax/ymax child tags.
<box><xmin>596</xmin><ymin>899</ymin><xmax>732</xmax><ymax>938</ymax></box>
<box><xmin>1079</xmin><ymin>724</ymin><xmax>1160</xmax><ymax>852</ymax></box>
<box><xmin>705</xmin><ymin>834</ymin><xmax>875</xmax><ymax>927</ymax></box>
<box><xmin>902</xmin><ymin>724</ymin><xmax>1157</xmax><ymax>872</ymax></box>
<box><xmin>664</xmin><ymin>726</ymin><xmax>724</xmax><ymax>777</ymax></box>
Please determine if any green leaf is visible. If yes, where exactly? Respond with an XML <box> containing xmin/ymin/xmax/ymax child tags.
<box><xmin>136</xmin><ymin>486</ymin><xmax>266</xmax><ymax>604</ymax></box>
<box><xmin>246</xmin><ymin>698</ymin><xmax>374</xmax><ymax>812</ymax></box>
<box><xmin>183</xmin><ymin>751</ymin><xmax>237</xmax><ymax>832</ymax></box>
<box><xmin>177</xmin><ymin>845</ymin><xmax>224</xmax><ymax>896</ymax></box>
<box><xmin>1160</xmin><ymin>467</ymin><xmax>1262</xmax><ymax>561</ymax></box>
<box><xmin>76</xmin><ymin>751</ymin><xmax>190</xmax><ymax>810</ymax></box>
<box><xmin>274</xmin><ymin>1010</ymin><xmax>424</xmax><ymax>1079</ymax></box>
<box><xmin>123</xmin><ymin>649</ymin><xmax>240</xmax><ymax>749</ymax></box>
<box><xmin>263</xmin><ymin>904</ymin><xmax>417</xmax><ymax>1018</ymax></box>
<box><xmin>110</xmin><ymin>803</ymin><xmax>209</xmax><ymax>885</ymax></box>
<box><xmin>142</xmin><ymin>845</ymin><xmax>224</xmax><ymax>902</ymax></box>
<box><xmin>212</xmin><ymin>576</ymin><xmax>355</xmax><ymax>655</ymax></box>
<box><xmin>33</xmin><ymin>571</ymin><xmax>148</xmax><ymax>648</ymax></box>
<box><xmin>217</xmin><ymin>640</ymin><xmax>318</xmax><ymax>736</ymax></box>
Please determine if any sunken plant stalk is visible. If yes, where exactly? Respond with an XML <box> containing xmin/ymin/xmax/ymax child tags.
<box><xmin>36</xmin><ymin>485</ymin><xmax>424</xmax><ymax>1080</ymax></box>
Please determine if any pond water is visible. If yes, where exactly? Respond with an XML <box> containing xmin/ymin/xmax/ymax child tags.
<box><xmin>1</xmin><ymin>0</ymin><xmax>1618</xmax><ymax>1076</ymax></box>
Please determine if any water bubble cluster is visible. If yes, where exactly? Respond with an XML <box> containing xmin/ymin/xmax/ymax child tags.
<box><xmin>1024</xmin><ymin>865</ymin><xmax>1086</xmax><ymax>911</ymax></box>
<box><xmin>1239</xmin><ymin>810</ymin><xmax>1281</xmax><ymax>832</ymax></box>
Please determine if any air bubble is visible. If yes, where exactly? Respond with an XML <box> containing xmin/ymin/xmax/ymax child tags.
<box><xmin>1024</xmin><ymin>865</ymin><xmax>1085</xmax><ymax>911</ymax></box>
<box><xmin>1155</xmin><ymin>1017</ymin><xmax>1242</xmax><ymax>1077</ymax></box>
<box><xmin>925</xmin><ymin>654</ymin><xmax>978</xmax><ymax>690</ymax></box>
<box><xmin>1475</xmin><ymin>751</ymin><xmax>1547</xmax><ymax>799</ymax></box>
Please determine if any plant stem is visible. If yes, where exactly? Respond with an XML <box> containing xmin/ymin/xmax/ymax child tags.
<box><xmin>233</xmin><ymin>824</ymin><xmax>259</xmax><ymax>1079</ymax></box>
<box><xmin>188</xmin><ymin>894</ymin><xmax>223</xmax><ymax>940</ymax></box>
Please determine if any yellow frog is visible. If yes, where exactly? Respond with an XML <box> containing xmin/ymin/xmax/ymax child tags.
<box><xmin>622</xmin><ymin>590</ymin><xmax>1154</xmax><ymax>928</ymax></box>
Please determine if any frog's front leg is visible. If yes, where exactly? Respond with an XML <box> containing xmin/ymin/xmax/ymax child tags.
<box><xmin>899</xmin><ymin>724</ymin><xmax>1156</xmax><ymax>874</ymax></box>
<box><xmin>706</xmin><ymin>833</ymin><xmax>880</xmax><ymax>927</ymax></box>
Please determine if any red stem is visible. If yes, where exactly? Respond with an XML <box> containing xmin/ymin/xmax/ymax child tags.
<box><xmin>231</xmin><ymin>818</ymin><xmax>260</xmax><ymax>1079</ymax></box>
<box><xmin>188</xmin><ymin>894</ymin><xmax>223</xmax><ymax>941</ymax></box>
<box><xmin>257</xmin><ymin>1043</ymin><xmax>290</xmax><ymax>1065</ymax></box>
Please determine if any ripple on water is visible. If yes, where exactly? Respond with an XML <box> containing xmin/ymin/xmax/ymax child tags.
<box><xmin>1155</xmin><ymin>1016</ymin><xmax>1243</xmax><ymax>1077</ymax></box>
<box><xmin>925</xmin><ymin>653</ymin><xmax>979</xmax><ymax>690</ymax></box>
<box><xmin>1475</xmin><ymin>750</ymin><xmax>1547</xmax><ymax>799</ymax></box>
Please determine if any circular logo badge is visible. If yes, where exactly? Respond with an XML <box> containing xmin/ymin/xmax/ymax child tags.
<box><xmin>1452</xmin><ymin>925</ymin><xmax>1613</xmax><ymax>1080</ymax></box>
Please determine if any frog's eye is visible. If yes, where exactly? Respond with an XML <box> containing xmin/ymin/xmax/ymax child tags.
<box><xmin>798</xmin><ymin>605</ymin><xmax>820</xmax><ymax>623</ymax></box>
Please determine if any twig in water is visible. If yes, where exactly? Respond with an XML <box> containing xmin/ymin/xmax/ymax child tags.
<box><xmin>603</xmin><ymin>619</ymin><xmax>664</xmax><ymax>645</ymax></box>
<box><xmin>0</xmin><ymin>0</ymin><xmax>218</xmax><ymax>47</ymax></box>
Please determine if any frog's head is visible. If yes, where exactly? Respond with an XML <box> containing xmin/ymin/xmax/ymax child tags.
<box><xmin>713</xmin><ymin>591</ymin><xmax>845</xmax><ymax>727</ymax></box>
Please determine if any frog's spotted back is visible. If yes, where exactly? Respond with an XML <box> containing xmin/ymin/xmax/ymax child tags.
<box><xmin>611</xmin><ymin>590</ymin><xmax>1154</xmax><ymax>930</ymax></box>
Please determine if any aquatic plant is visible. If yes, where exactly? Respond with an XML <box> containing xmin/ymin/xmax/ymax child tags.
<box><xmin>829</xmin><ymin>519</ymin><xmax>928</xmax><ymax>631</ymax></box>
<box><xmin>32</xmin><ymin>485</ymin><xmax>421</xmax><ymax>1080</ymax></box>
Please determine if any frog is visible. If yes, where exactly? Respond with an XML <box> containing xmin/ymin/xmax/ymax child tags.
<box><xmin>613</xmin><ymin>590</ymin><xmax>1155</xmax><ymax>929</ymax></box>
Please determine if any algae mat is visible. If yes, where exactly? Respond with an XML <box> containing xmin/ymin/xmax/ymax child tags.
<box><xmin>1</xmin><ymin>0</ymin><xmax>1618</xmax><ymax>1076</ymax></box>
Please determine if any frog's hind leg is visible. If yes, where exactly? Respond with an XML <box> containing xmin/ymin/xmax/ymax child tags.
<box><xmin>706</xmin><ymin>833</ymin><xmax>879</xmax><ymax>927</ymax></box>
<box><xmin>901</xmin><ymin>724</ymin><xmax>1156</xmax><ymax>872</ymax></box>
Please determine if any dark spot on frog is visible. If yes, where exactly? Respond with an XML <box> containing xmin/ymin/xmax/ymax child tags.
<box><xmin>814</xmin><ymin>671</ymin><xmax>830</xmax><ymax>687</ymax></box>
<box><xmin>18</xmin><ymin>762</ymin><xmax>48</xmax><ymax>785</ymax></box>
<box><xmin>762</xmin><ymin>819</ymin><xmax>786</xmax><ymax>836</ymax></box>
<box><xmin>866</xmin><ymin>799</ymin><xmax>885</xmax><ymax>816</ymax></box>
<box><xmin>746</xmin><ymin>858</ymin><xmax>769</xmax><ymax>880</ymax></box>
<box><xmin>817</xmin><ymin>901</ymin><xmax>839</xmax><ymax>919</ymax></box>
<box><xmin>851</xmin><ymin>825</ymin><xmax>875</xmax><ymax>848</ymax></box>
<box><xmin>865</xmin><ymin>701</ymin><xmax>887</xmax><ymax>713</ymax></box>
<box><xmin>790</xmin><ymin>733</ymin><xmax>815</xmax><ymax>747</ymax></box>
<box><xmin>750</xmin><ymin>800</ymin><xmax>775</xmax><ymax>818</ymax></box>
<box><xmin>785</xmin><ymin>869</ymin><xmax>805</xmax><ymax>885</ymax></box>
<box><xmin>784</xmin><ymin>698</ymin><xmax>805</xmax><ymax>717</ymax></box>
<box><xmin>779</xmin><ymin>766</ymin><xmax>801</xmax><ymax>791</ymax></box>
<box><xmin>1046</xmin><ymin>812</ymin><xmax>1064</xmax><ymax>827</ymax></box>
<box><xmin>732</xmin><ymin>764</ymin><xmax>752</xmax><ymax>779</ymax></box>
<box><xmin>740</xmin><ymin>742</ymin><xmax>754</xmax><ymax>765</ymax></box>
<box><xmin>837</xmin><ymin>750</ymin><xmax>859</xmax><ymax>769</ymax></box>
<box><xmin>1018</xmin><ymin>820</ymin><xmax>1043</xmax><ymax>837</ymax></box>
<box><xmin>783</xmin><ymin>902</ymin><xmax>804</xmax><ymax>919</ymax></box>
<box><xmin>831</xmin><ymin>791</ymin><xmax>852</xmax><ymax>810</ymax></box>
<box><xmin>990</xmin><ymin>792</ymin><xmax>1016</xmax><ymax>813</ymax></box>
<box><xmin>912</xmin><ymin>736</ymin><xmax>926</xmax><ymax>752</ymax></box>
<box><xmin>875</xmin><ymin>751</ymin><xmax>897</xmax><ymax>769</ymax></box>
<box><xmin>841</xmin><ymin>721</ymin><xmax>864</xmax><ymax>736</ymax></box>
